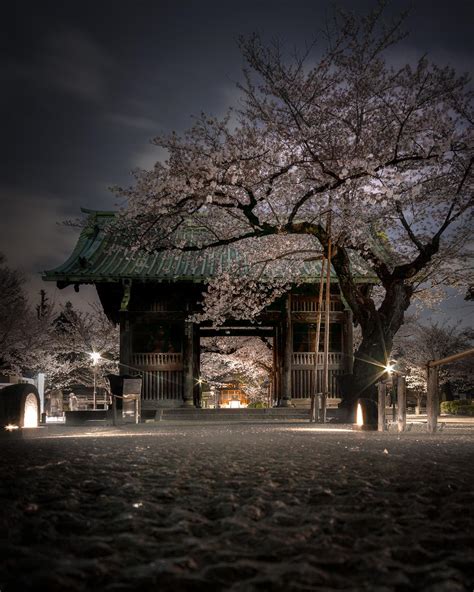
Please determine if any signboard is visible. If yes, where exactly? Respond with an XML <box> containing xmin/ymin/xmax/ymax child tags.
<box><xmin>121</xmin><ymin>378</ymin><xmax>142</xmax><ymax>423</ymax></box>
<box><xmin>123</xmin><ymin>378</ymin><xmax>142</xmax><ymax>396</ymax></box>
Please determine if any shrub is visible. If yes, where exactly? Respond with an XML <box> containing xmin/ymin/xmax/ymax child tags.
<box><xmin>247</xmin><ymin>401</ymin><xmax>267</xmax><ymax>409</ymax></box>
<box><xmin>440</xmin><ymin>400</ymin><xmax>474</xmax><ymax>416</ymax></box>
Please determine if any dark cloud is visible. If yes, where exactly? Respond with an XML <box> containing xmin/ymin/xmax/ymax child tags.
<box><xmin>1</xmin><ymin>0</ymin><xmax>473</xmax><ymax>318</ymax></box>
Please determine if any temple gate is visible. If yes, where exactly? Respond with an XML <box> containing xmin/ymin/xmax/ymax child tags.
<box><xmin>44</xmin><ymin>209</ymin><xmax>370</xmax><ymax>410</ymax></box>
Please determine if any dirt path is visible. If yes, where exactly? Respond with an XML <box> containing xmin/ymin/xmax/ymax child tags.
<box><xmin>1</xmin><ymin>424</ymin><xmax>473</xmax><ymax>591</ymax></box>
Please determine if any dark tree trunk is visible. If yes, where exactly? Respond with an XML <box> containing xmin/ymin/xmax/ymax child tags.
<box><xmin>337</xmin><ymin>279</ymin><xmax>413</xmax><ymax>421</ymax></box>
<box><xmin>339</xmin><ymin>326</ymin><xmax>392</xmax><ymax>420</ymax></box>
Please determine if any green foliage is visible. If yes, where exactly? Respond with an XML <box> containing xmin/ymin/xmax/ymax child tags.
<box><xmin>247</xmin><ymin>401</ymin><xmax>267</xmax><ymax>408</ymax></box>
<box><xmin>440</xmin><ymin>400</ymin><xmax>474</xmax><ymax>416</ymax></box>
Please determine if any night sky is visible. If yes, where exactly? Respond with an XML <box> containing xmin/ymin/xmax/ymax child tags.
<box><xmin>1</xmin><ymin>0</ymin><xmax>473</xmax><ymax>321</ymax></box>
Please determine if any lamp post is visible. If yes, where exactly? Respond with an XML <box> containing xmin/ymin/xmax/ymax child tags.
<box><xmin>381</xmin><ymin>360</ymin><xmax>407</xmax><ymax>432</ymax></box>
<box><xmin>89</xmin><ymin>352</ymin><xmax>101</xmax><ymax>410</ymax></box>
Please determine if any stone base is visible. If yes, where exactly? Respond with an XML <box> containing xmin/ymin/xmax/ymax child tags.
<box><xmin>65</xmin><ymin>410</ymin><xmax>108</xmax><ymax>425</ymax></box>
<box><xmin>181</xmin><ymin>399</ymin><xmax>195</xmax><ymax>408</ymax></box>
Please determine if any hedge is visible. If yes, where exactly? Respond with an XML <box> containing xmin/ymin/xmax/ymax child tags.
<box><xmin>440</xmin><ymin>400</ymin><xmax>474</xmax><ymax>416</ymax></box>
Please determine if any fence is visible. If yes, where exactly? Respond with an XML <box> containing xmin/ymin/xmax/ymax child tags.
<box><xmin>426</xmin><ymin>347</ymin><xmax>474</xmax><ymax>433</ymax></box>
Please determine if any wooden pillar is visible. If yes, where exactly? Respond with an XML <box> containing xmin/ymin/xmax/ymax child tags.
<box><xmin>397</xmin><ymin>375</ymin><xmax>406</xmax><ymax>433</ymax></box>
<box><xmin>427</xmin><ymin>364</ymin><xmax>439</xmax><ymax>433</ymax></box>
<box><xmin>281</xmin><ymin>294</ymin><xmax>292</xmax><ymax>407</ymax></box>
<box><xmin>343</xmin><ymin>309</ymin><xmax>354</xmax><ymax>374</ymax></box>
<box><xmin>272</xmin><ymin>326</ymin><xmax>280</xmax><ymax>406</ymax></box>
<box><xmin>193</xmin><ymin>325</ymin><xmax>201</xmax><ymax>407</ymax></box>
<box><xmin>119</xmin><ymin>311</ymin><xmax>131</xmax><ymax>375</ymax></box>
<box><xmin>377</xmin><ymin>382</ymin><xmax>386</xmax><ymax>432</ymax></box>
<box><xmin>182</xmin><ymin>321</ymin><xmax>195</xmax><ymax>407</ymax></box>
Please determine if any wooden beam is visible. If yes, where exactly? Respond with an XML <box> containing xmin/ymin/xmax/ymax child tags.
<box><xmin>199</xmin><ymin>328</ymin><xmax>274</xmax><ymax>337</ymax></box>
<box><xmin>428</xmin><ymin>348</ymin><xmax>474</xmax><ymax>368</ymax></box>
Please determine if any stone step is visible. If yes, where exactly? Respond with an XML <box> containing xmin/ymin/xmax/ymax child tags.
<box><xmin>155</xmin><ymin>408</ymin><xmax>338</xmax><ymax>422</ymax></box>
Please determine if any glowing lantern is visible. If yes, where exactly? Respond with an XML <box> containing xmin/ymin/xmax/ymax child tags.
<box><xmin>23</xmin><ymin>393</ymin><xmax>39</xmax><ymax>428</ymax></box>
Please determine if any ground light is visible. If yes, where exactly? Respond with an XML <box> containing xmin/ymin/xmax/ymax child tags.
<box><xmin>356</xmin><ymin>402</ymin><xmax>364</xmax><ymax>427</ymax></box>
<box><xmin>353</xmin><ymin>398</ymin><xmax>378</xmax><ymax>431</ymax></box>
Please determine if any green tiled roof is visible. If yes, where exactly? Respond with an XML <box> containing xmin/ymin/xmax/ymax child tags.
<box><xmin>43</xmin><ymin>209</ymin><xmax>374</xmax><ymax>285</ymax></box>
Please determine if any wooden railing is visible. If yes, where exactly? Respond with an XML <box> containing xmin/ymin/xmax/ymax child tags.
<box><xmin>131</xmin><ymin>301</ymin><xmax>170</xmax><ymax>312</ymax></box>
<box><xmin>132</xmin><ymin>369</ymin><xmax>183</xmax><ymax>401</ymax></box>
<box><xmin>292</xmin><ymin>368</ymin><xmax>343</xmax><ymax>399</ymax></box>
<box><xmin>426</xmin><ymin>347</ymin><xmax>474</xmax><ymax>433</ymax></box>
<box><xmin>131</xmin><ymin>352</ymin><xmax>183</xmax><ymax>370</ymax></box>
<box><xmin>292</xmin><ymin>352</ymin><xmax>342</xmax><ymax>367</ymax></box>
<box><xmin>129</xmin><ymin>353</ymin><xmax>184</xmax><ymax>402</ymax></box>
<box><xmin>291</xmin><ymin>298</ymin><xmax>342</xmax><ymax>313</ymax></box>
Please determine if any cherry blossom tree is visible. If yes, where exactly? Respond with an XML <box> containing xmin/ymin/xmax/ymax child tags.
<box><xmin>45</xmin><ymin>302</ymin><xmax>119</xmax><ymax>392</ymax></box>
<box><xmin>393</xmin><ymin>320</ymin><xmax>474</xmax><ymax>409</ymax></box>
<box><xmin>200</xmin><ymin>336</ymin><xmax>273</xmax><ymax>403</ymax></box>
<box><xmin>0</xmin><ymin>271</ymin><xmax>119</xmax><ymax>392</ymax></box>
<box><xmin>115</xmin><ymin>5</ymin><xmax>473</xmax><ymax>407</ymax></box>
<box><xmin>0</xmin><ymin>255</ymin><xmax>51</xmax><ymax>375</ymax></box>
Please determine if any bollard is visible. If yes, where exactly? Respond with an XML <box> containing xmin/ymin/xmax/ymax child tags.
<box><xmin>309</xmin><ymin>393</ymin><xmax>316</xmax><ymax>423</ymax></box>
<box><xmin>397</xmin><ymin>375</ymin><xmax>406</xmax><ymax>433</ymax></box>
<box><xmin>377</xmin><ymin>382</ymin><xmax>386</xmax><ymax>431</ymax></box>
<box><xmin>427</xmin><ymin>365</ymin><xmax>439</xmax><ymax>433</ymax></box>
<box><xmin>321</xmin><ymin>392</ymin><xmax>327</xmax><ymax>423</ymax></box>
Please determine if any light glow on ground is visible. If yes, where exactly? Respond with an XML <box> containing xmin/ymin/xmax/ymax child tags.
<box><xmin>38</xmin><ymin>431</ymin><xmax>177</xmax><ymax>440</ymax></box>
<box><xmin>280</xmin><ymin>427</ymin><xmax>354</xmax><ymax>433</ymax></box>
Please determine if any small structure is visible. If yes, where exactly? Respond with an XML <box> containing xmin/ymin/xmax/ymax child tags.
<box><xmin>217</xmin><ymin>384</ymin><xmax>250</xmax><ymax>408</ymax></box>
<box><xmin>121</xmin><ymin>377</ymin><xmax>142</xmax><ymax>423</ymax></box>
<box><xmin>46</xmin><ymin>389</ymin><xmax>64</xmax><ymax>416</ymax></box>
<box><xmin>44</xmin><ymin>210</ymin><xmax>374</xmax><ymax>412</ymax></box>
<box><xmin>68</xmin><ymin>392</ymin><xmax>79</xmax><ymax>411</ymax></box>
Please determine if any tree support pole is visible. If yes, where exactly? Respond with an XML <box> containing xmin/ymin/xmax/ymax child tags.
<box><xmin>378</xmin><ymin>382</ymin><xmax>386</xmax><ymax>432</ymax></box>
<box><xmin>427</xmin><ymin>364</ymin><xmax>439</xmax><ymax>433</ymax></box>
<box><xmin>397</xmin><ymin>375</ymin><xmax>406</xmax><ymax>433</ymax></box>
<box><xmin>281</xmin><ymin>294</ymin><xmax>292</xmax><ymax>407</ymax></box>
<box><xmin>322</xmin><ymin>216</ymin><xmax>332</xmax><ymax>423</ymax></box>
<box><xmin>311</xmin><ymin>257</ymin><xmax>326</xmax><ymax>422</ymax></box>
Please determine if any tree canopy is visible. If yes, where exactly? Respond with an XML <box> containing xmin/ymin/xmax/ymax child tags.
<box><xmin>0</xmin><ymin>256</ymin><xmax>119</xmax><ymax>393</ymax></box>
<box><xmin>115</xmin><ymin>4</ymin><xmax>473</xmax><ymax>402</ymax></box>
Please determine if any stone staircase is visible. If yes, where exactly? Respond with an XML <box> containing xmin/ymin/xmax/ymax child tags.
<box><xmin>154</xmin><ymin>408</ymin><xmax>340</xmax><ymax>422</ymax></box>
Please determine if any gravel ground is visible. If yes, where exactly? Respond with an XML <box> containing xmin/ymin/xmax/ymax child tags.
<box><xmin>1</xmin><ymin>423</ymin><xmax>473</xmax><ymax>592</ymax></box>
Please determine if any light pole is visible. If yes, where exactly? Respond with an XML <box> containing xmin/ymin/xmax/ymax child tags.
<box><xmin>89</xmin><ymin>352</ymin><xmax>101</xmax><ymax>410</ymax></box>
